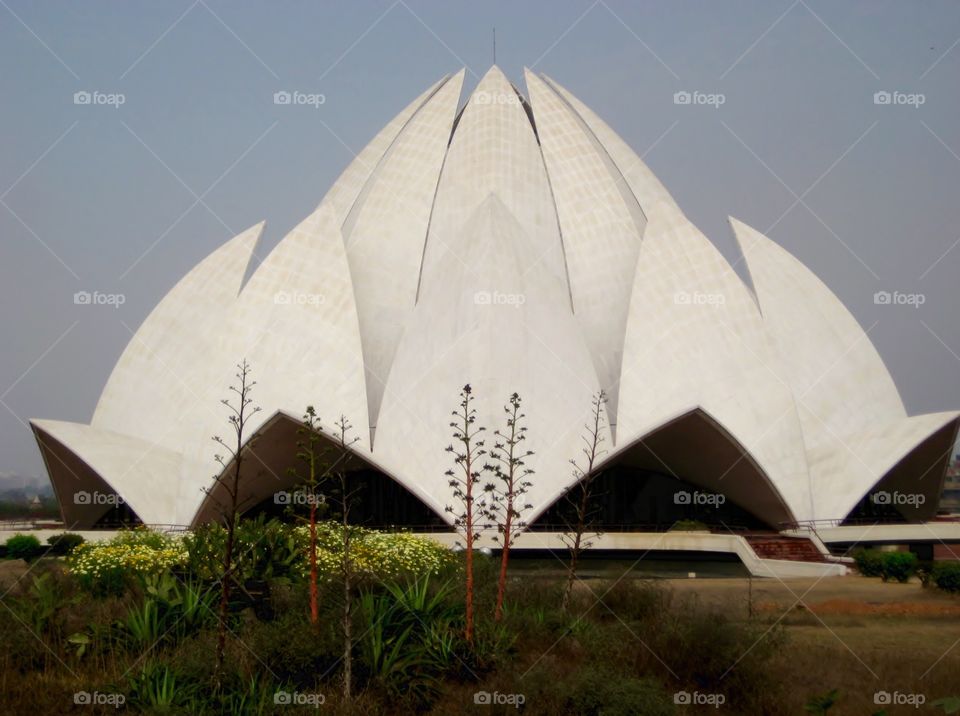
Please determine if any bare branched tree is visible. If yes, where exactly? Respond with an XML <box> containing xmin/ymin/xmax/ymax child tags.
<box><xmin>560</xmin><ymin>390</ymin><xmax>608</xmax><ymax>613</ymax></box>
<box><xmin>208</xmin><ymin>359</ymin><xmax>261</xmax><ymax>685</ymax></box>
<box><xmin>486</xmin><ymin>392</ymin><xmax>534</xmax><ymax>622</ymax></box>
<box><xmin>444</xmin><ymin>384</ymin><xmax>489</xmax><ymax>645</ymax></box>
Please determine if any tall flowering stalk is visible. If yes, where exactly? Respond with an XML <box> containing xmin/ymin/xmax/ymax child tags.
<box><xmin>487</xmin><ymin>393</ymin><xmax>534</xmax><ymax>622</ymax></box>
<box><xmin>445</xmin><ymin>384</ymin><xmax>489</xmax><ymax>645</ymax></box>
<box><xmin>208</xmin><ymin>359</ymin><xmax>260</xmax><ymax>687</ymax></box>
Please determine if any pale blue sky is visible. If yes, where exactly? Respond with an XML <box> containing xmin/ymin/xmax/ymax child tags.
<box><xmin>2</xmin><ymin>1</ymin><xmax>959</xmax><ymax>486</ymax></box>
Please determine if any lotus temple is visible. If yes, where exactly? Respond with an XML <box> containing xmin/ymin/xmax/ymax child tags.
<box><xmin>29</xmin><ymin>67</ymin><xmax>960</xmax><ymax>571</ymax></box>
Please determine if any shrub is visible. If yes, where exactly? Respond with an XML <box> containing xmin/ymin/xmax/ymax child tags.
<box><xmin>880</xmin><ymin>551</ymin><xmax>917</xmax><ymax>583</ymax></box>
<box><xmin>567</xmin><ymin>665</ymin><xmax>675</xmax><ymax>716</ymax></box>
<box><xmin>524</xmin><ymin>662</ymin><xmax>674</xmax><ymax>716</ymax></box>
<box><xmin>46</xmin><ymin>533</ymin><xmax>84</xmax><ymax>556</ymax></box>
<box><xmin>67</xmin><ymin>528</ymin><xmax>186</xmax><ymax>595</ymax></box>
<box><xmin>852</xmin><ymin>549</ymin><xmax>884</xmax><ymax>577</ymax></box>
<box><xmin>932</xmin><ymin>561</ymin><xmax>960</xmax><ymax>593</ymax></box>
<box><xmin>5</xmin><ymin>534</ymin><xmax>42</xmax><ymax>562</ymax></box>
<box><xmin>670</xmin><ymin>519</ymin><xmax>708</xmax><ymax>532</ymax></box>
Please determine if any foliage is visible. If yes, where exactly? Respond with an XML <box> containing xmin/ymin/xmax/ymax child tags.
<box><xmin>933</xmin><ymin>696</ymin><xmax>960</xmax><ymax>714</ymax></box>
<box><xmin>183</xmin><ymin>515</ymin><xmax>302</xmax><ymax>584</ymax></box>
<box><xmin>932</xmin><ymin>561</ymin><xmax>960</xmax><ymax>593</ymax></box>
<box><xmin>126</xmin><ymin>661</ymin><xmax>195</xmax><ymax>711</ymax></box>
<box><xmin>805</xmin><ymin>688</ymin><xmax>840</xmax><ymax>713</ymax></box>
<box><xmin>67</xmin><ymin>528</ymin><xmax>187</xmax><ymax>594</ymax></box>
<box><xmin>182</xmin><ymin>517</ymin><xmax>451</xmax><ymax>585</ymax></box>
<box><xmin>4</xmin><ymin>533</ymin><xmax>42</xmax><ymax>561</ymax></box>
<box><xmin>853</xmin><ymin>549</ymin><xmax>918</xmax><ymax>583</ymax></box>
<box><xmin>669</xmin><ymin>519</ymin><xmax>709</xmax><ymax>531</ymax></box>
<box><xmin>293</xmin><ymin>522</ymin><xmax>453</xmax><ymax>582</ymax></box>
<box><xmin>358</xmin><ymin>576</ymin><xmax>462</xmax><ymax>704</ymax></box>
<box><xmin>46</xmin><ymin>532</ymin><xmax>85</xmax><ymax>555</ymax></box>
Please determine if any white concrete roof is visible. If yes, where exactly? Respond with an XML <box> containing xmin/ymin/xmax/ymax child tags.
<box><xmin>32</xmin><ymin>67</ymin><xmax>958</xmax><ymax>529</ymax></box>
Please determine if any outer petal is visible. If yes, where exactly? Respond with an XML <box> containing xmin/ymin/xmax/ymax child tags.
<box><xmin>342</xmin><ymin>71</ymin><xmax>464</xmax><ymax>436</ymax></box>
<box><xmin>617</xmin><ymin>203</ymin><xmax>812</xmax><ymax>521</ymax></box>
<box><xmin>525</xmin><ymin>70</ymin><xmax>644</xmax><ymax>435</ymax></box>
<box><xmin>92</xmin><ymin>223</ymin><xmax>264</xmax><ymax>450</ymax></box>
<box><xmin>31</xmin><ymin>419</ymin><xmax>189</xmax><ymax>527</ymax></box>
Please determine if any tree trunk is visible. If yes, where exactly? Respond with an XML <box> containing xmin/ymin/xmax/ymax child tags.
<box><xmin>309</xmin><ymin>502</ymin><xmax>318</xmax><ymax>625</ymax></box>
<box><xmin>495</xmin><ymin>507</ymin><xmax>512</xmax><ymax>622</ymax></box>
<box><xmin>342</xmin><ymin>510</ymin><xmax>352</xmax><ymax>701</ymax></box>
<box><xmin>465</xmin><ymin>494</ymin><xmax>474</xmax><ymax>643</ymax></box>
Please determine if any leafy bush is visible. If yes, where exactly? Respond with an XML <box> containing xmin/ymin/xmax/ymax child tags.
<box><xmin>358</xmin><ymin>576</ymin><xmax>462</xmax><ymax>704</ymax></box>
<box><xmin>46</xmin><ymin>533</ymin><xmax>84</xmax><ymax>555</ymax></box>
<box><xmin>294</xmin><ymin>523</ymin><xmax>454</xmax><ymax>583</ymax></box>
<box><xmin>67</xmin><ymin>528</ymin><xmax>186</xmax><ymax>594</ymax></box>
<box><xmin>4</xmin><ymin>534</ymin><xmax>42</xmax><ymax>562</ymax></box>
<box><xmin>852</xmin><ymin>549</ymin><xmax>884</xmax><ymax>577</ymax></box>
<box><xmin>880</xmin><ymin>551</ymin><xmax>917</xmax><ymax>583</ymax></box>
<box><xmin>126</xmin><ymin>661</ymin><xmax>195</xmax><ymax>711</ymax></box>
<box><xmin>523</xmin><ymin>662</ymin><xmax>674</xmax><ymax>716</ymax></box>
<box><xmin>669</xmin><ymin>519</ymin><xmax>708</xmax><ymax>532</ymax></box>
<box><xmin>932</xmin><ymin>561</ymin><xmax>960</xmax><ymax>593</ymax></box>
<box><xmin>567</xmin><ymin>665</ymin><xmax>675</xmax><ymax>716</ymax></box>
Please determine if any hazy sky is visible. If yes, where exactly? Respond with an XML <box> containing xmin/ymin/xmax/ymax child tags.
<box><xmin>1</xmin><ymin>1</ymin><xmax>959</xmax><ymax>487</ymax></box>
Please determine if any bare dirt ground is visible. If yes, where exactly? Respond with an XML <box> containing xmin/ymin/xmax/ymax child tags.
<box><xmin>667</xmin><ymin>574</ymin><xmax>960</xmax><ymax>612</ymax></box>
